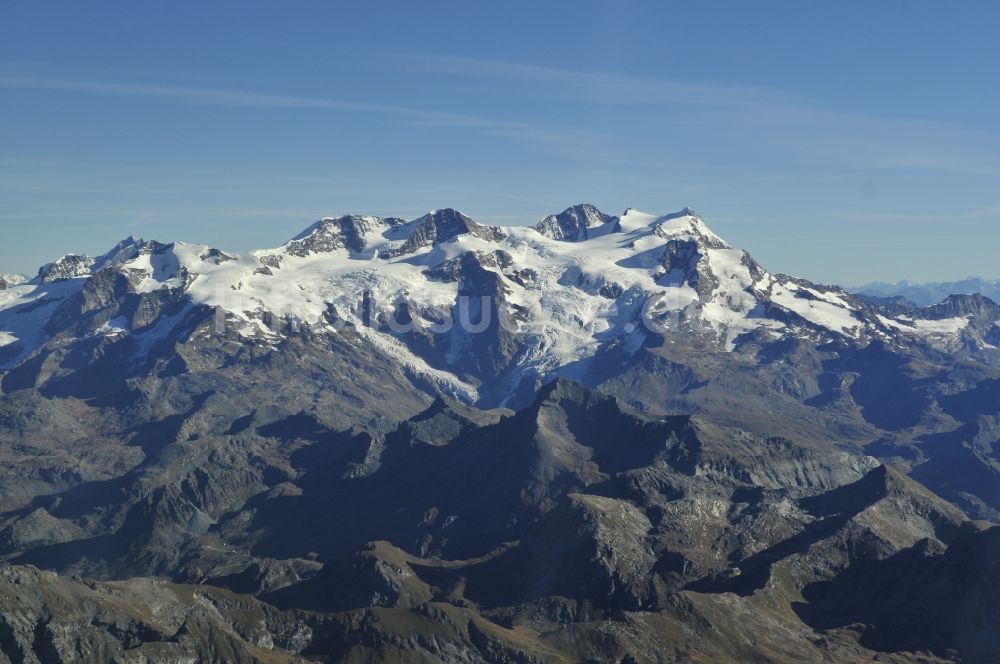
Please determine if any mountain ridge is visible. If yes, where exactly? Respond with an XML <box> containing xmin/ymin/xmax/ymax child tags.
<box><xmin>5</xmin><ymin>204</ymin><xmax>999</xmax><ymax>406</ymax></box>
<box><xmin>855</xmin><ymin>276</ymin><xmax>1000</xmax><ymax>307</ymax></box>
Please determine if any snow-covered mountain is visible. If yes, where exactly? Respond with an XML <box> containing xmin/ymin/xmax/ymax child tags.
<box><xmin>0</xmin><ymin>273</ymin><xmax>27</xmax><ymax>289</ymax></box>
<box><xmin>5</xmin><ymin>205</ymin><xmax>1000</xmax><ymax>664</ymax></box>
<box><xmin>2</xmin><ymin>204</ymin><xmax>997</xmax><ymax>401</ymax></box>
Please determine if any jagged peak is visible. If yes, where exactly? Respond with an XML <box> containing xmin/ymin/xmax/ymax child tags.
<box><xmin>658</xmin><ymin>206</ymin><xmax>699</xmax><ymax>220</ymax></box>
<box><xmin>135</xmin><ymin>239</ymin><xmax>174</xmax><ymax>256</ymax></box>
<box><xmin>284</xmin><ymin>215</ymin><xmax>406</xmax><ymax>257</ymax></box>
<box><xmin>29</xmin><ymin>237</ymin><xmax>150</xmax><ymax>285</ymax></box>
<box><xmin>650</xmin><ymin>208</ymin><xmax>729</xmax><ymax>249</ymax></box>
<box><xmin>568</xmin><ymin>202</ymin><xmax>605</xmax><ymax>213</ymax></box>
<box><xmin>107</xmin><ymin>234</ymin><xmax>142</xmax><ymax>246</ymax></box>
<box><xmin>532</xmin><ymin>378</ymin><xmax>624</xmax><ymax>413</ymax></box>
<box><xmin>411</xmin><ymin>391</ymin><xmax>501</xmax><ymax>425</ymax></box>
<box><xmin>411</xmin><ymin>393</ymin><xmax>456</xmax><ymax>421</ymax></box>
<box><xmin>802</xmin><ymin>464</ymin><xmax>966</xmax><ymax>528</ymax></box>
<box><xmin>0</xmin><ymin>273</ymin><xmax>28</xmax><ymax>288</ymax></box>
<box><xmin>914</xmin><ymin>292</ymin><xmax>1000</xmax><ymax>321</ymax></box>
<box><xmin>535</xmin><ymin>377</ymin><xmax>590</xmax><ymax>401</ymax></box>
<box><xmin>937</xmin><ymin>292</ymin><xmax>999</xmax><ymax>307</ymax></box>
<box><xmin>550</xmin><ymin>202</ymin><xmax>612</xmax><ymax>220</ymax></box>
<box><xmin>289</xmin><ymin>214</ymin><xmax>394</xmax><ymax>243</ymax></box>
<box><xmin>93</xmin><ymin>235</ymin><xmax>145</xmax><ymax>272</ymax></box>
<box><xmin>414</xmin><ymin>207</ymin><xmax>478</xmax><ymax>228</ymax></box>
<box><xmin>381</xmin><ymin>208</ymin><xmax>505</xmax><ymax>258</ymax></box>
<box><xmin>616</xmin><ymin>206</ymin><xmax>713</xmax><ymax>236</ymax></box>
<box><xmin>289</xmin><ymin>219</ymin><xmax>329</xmax><ymax>243</ymax></box>
<box><xmin>280</xmin><ymin>205</ymin><xmax>716</xmax><ymax>253</ymax></box>
<box><xmin>534</xmin><ymin>203</ymin><xmax>619</xmax><ymax>242</ymax></box>
<box><xmin>290</xmin><ymin>215</ymin><xmax>348</xmax><ymax>242</ymax></box>
<box><xmin>43</xmin><ymin>252</ymin><xmax>91</xmax><ymax>263</ymax></box>
<box><xmin>35</xmin><ymin>253</ymin><xmax>95</xmax><ymax>284</ymax></box>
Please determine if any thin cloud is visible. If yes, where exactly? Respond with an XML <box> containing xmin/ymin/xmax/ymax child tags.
<box><xmin>398</xmin><ymin>54</ymin><xmax>1000</xmax><ymax>178</ymax></box>
<box><xmin>0</xmin><ymin>73</ymin><xmax>616</xmax><ymax>149</ymax></box>
<box><xmin>396</xmin><ymin>54</ymin><xmax>792</xmax><ymax>111</ymax></box>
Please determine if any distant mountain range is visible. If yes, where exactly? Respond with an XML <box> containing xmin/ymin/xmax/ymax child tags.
<box><xmin>854</xmin><ymin>276</ymin><xmax>1000</xmax><ymax>307</ymax></box>
<box><xmin>1</xmin><ymin>204</ymin><xmax>999</xmax><ymax>662</ymax></box>
<box><xmin>0</xmin><ymin>273</ymin><xmax>26</xmax><ymax>290</ymax></box>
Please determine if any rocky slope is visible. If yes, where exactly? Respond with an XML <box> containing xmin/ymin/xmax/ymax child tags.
<box><xmin>1</xmin><ymin>382</ymin><xmax>994</xmax><ymax>663</ymax></box>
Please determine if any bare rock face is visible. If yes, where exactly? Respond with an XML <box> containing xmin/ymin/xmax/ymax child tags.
<box><xmin>0</xmin><ymin>508</ymin><xmax>84</xmax><ymax>551</ymax></box>
<box><xmin>285</xmin><ymin>215</ymin><xmax>407</xmax><ymax>257</ymax></box>
<box><xmin>36</xmin><ymin>254</ymin><xmax>94</xmax><ymax>283</ymax></box>
<box><xmin>0</xmin><ymin>374</ymin><xmax>995</xmax><ymax>663</ymax></box>
<box><xmin>456</xmin><ymin>492</ymin><xmax>659</xmax><ymax>610</ymax></box>
<box><xmin>534</xmin><ymin>203</ymin><xmax>619</xmax><ymax>241</ymax></box>
<box><xmin>0</xmin><ymin>565</ymin><xmax>314</xmax><ymax>663</ymax></box>
<box><xmin>380</xmin><ymin>208</ymin><xmax>505</xmax><ymax>258</ymax></box>
<box><xmin>93</xmin><ymin>235</ymin><xmax>144</xmax><ymax>271</ymax></box>
<box><xmin>796</xmin><ymin>525</ymin><xmax>1000</xmax><ymax>660</ymax></box>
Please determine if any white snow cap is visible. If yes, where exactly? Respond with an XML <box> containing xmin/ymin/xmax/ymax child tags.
<box><xmin>0</xmin><ymin>204</ymin><xmax>980</xmax><ymax>385</ymax></box>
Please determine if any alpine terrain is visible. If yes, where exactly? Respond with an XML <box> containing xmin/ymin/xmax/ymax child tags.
<box><xmin>2</xmin><ymin>204</ymin><xmax>1000</xmax><ymax>663</ymax></box>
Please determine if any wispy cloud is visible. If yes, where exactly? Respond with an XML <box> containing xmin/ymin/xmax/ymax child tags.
<box><xmin>0</xmin><ymin>73</ymin><xmax>616</xmax><ymax>150</ymax></box>
<box><xmin>398</xmin><ymin>54</ymin><xmax>1000</xmax><ymax>178</ymax></box>
<box><xmin>396</xmin><ymin>54</ymin><xmax>792</xmax><ymax>111</ymax></box>
<box><xmin>0</xmin><ymin>207</ymin><xmax>324</xmax><ymax>221</ymax></box>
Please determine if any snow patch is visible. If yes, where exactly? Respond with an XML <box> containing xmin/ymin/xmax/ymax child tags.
<box><xmin>96</xmin><ymin>316</ymin><xmax>130</xmax><ymax>337</ymax></box>
<box><xmin>912</xmin><ymin>316</ymin><xmax>971</xmax><ymax>335</ymax></box>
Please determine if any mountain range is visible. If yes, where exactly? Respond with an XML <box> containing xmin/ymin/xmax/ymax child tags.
<box><xmin>855</xmin><ymin>277</ymin><xmax>1000</xmax><ymax>308</ymax></box>
<box><xmin>1</xmin><ymin>204</ymin><xmax>999</xmax><ymax>662</ymax></box>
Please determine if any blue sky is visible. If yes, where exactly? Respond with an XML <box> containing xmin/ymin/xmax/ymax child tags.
<box><xmin>2</xmin><ymin>1</ymin><xmax>1000</xmax><ymax>284</ymax></box>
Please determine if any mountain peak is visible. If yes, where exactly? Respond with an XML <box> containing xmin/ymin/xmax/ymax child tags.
<box><xmin>659</xmin><ymin>206</ymin><xmax>702</xmax><ymax>223</ymax></box>
<box><xmin>649</xmin><ymin>207</ymin><xmax>729</xmax><ymax>250</ymax></box>
<box><xmin>418</xmin><ymin>208</ymin><xmax>475</xmax><ymax>226</ymax></box>
<box><xmin>914</xmin><ymin>292</ymin><xmax>1000</xmax><ymax>321</ymax></box>
<box><xmin>532</xmin><ymin>377</ymin><xmax>624</xmax><ymax>412</ymax></box>
<box><xmin>35</xmin><ymin>254</ymin><xmax>94</xmax><ymax>284</ymax></box>
<box><xmin>93</xmin><ymin>235</ymin><xmax>145</xmax><ymax>272</ymax></box>
<box><xmin>284</xmin><ymin>215</ymin><xmax>407</xmax><ymax>257</ymax></box>
<box><xmin>534</xmin><ymin>203</ymin><xmax>619</xmax><ymax>241</ymax></box>
<box><xmin>0</xmin><ymin>273</ymin><xmax>27</xmax><ymax>290</ymax></box>
<box><xmin>382</xmin><ymin>208</ymin><xmax>505</xmax><ymax>258</ymax></box>
<box><xmin>291</xmin><ymin>214</ymin><xmax>379</xmax><ymax>241</ymax></box>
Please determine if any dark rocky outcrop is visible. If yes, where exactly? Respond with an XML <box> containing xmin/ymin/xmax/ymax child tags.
<box><xmin>380</xmin><ymin>209</ymin><xmax>505</xmax><ymax>258</ymax></box>
<box><xmin>534</xmin><ymin>203</ymin><xmax>619</xmax><ymax>241</ymax></box>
